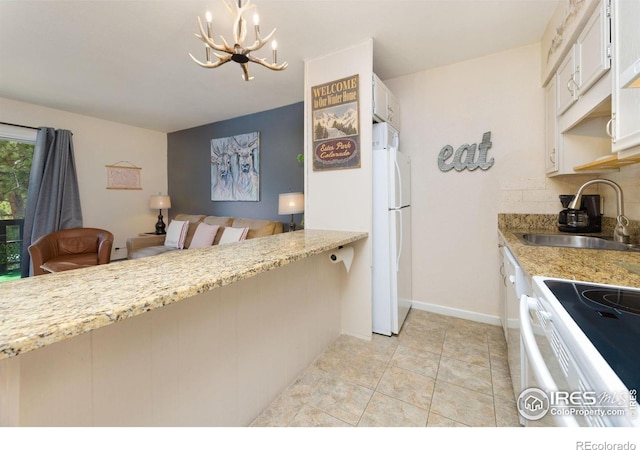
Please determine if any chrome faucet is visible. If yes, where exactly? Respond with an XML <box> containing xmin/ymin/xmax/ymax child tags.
<box><xmin>569</xmin><ymin>179</ymin><xmax>631</xmax><ymax>243</ymax></box>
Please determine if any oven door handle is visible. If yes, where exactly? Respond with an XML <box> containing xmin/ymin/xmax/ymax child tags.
<box><xmin>519</xmin><ymin>294</ymin><xmax>579</xmax><ymax>427</ymax></box>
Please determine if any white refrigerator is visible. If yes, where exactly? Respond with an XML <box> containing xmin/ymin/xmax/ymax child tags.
<box><xmin>372</xmin><ymin>122</ymin><xmax>412</xmax><ymax>336</ymax></box>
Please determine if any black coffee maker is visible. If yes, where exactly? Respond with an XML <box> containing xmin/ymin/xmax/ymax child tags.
<box><xmin>558</xmin><ymin>194</ymin><xmax>602</xmax><ymax>233</ymax></box>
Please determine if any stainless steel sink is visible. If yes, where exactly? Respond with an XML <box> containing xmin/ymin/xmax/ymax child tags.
<box><xmin>518</xmin><ymin>233</ymin><xmax>640</xmax><ymax>252</ymax></box>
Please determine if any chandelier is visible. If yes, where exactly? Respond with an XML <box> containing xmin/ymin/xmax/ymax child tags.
<box><xmin>189</xmin><ymin>0</ymin><xmax>288</xmax><ymax>81</ymax></box>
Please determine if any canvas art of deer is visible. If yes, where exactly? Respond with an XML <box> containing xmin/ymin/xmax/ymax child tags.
<box><xmin>211</xmin><ymin>142</ymin><xmax>235</xmax><ymax>200</ymax></box>
<box><xmin>233</xmin><ymin>136</ymin><xmax>259</xmax><ymax>201</ymax></box>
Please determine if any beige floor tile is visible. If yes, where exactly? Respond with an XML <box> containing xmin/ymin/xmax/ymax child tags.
<box><xmin>376</xmin><ymin>366</ymin><xmax>435</xmax><ymax>410</ymax></box>
<box><xmin>253</xmin><ymin>310</ymin><xmax>521</xmax><ymax>428</ymax></box>
<box><xmin>358</xmin><ymin>392</ymin><xmax>428</xmax><ymax>427</ymax></box>
<box><xmin>426</xmin><ymin>412</ymin><xmax>469</xmax><ymax>427</ymax></box>
<box><xmin>389</xmin><ymin>345</ymin><xmax>440</xmax><ymax>379</ymax></box>
<box><xmin>430</xmin><ymin>380</ymin><xmax>496</xmax><ymax>427</ymax></box>
<box><xmin>288</xmin><ymin>404</ymin><xmax>352</xmax><ymax>427</ymax></box>
<box><xmin>441</xmin><ymin>333</ymin><xmax>490</xmax><ymax>367</ymax></box>
<box><xmin>436</xmin><ymin>356</ymin><xmax>493</xmax><ymax>395</ymax></box>
<box><xmin>491</xmin><ymin>365</ymin><xmax>516</xmax><ymax>402</ymax></box>
<box><xmin>396</xmin><ymin>322</ymin><xmax>445</xmax><ymax>354</ymax></box>
<box><xmin>332</xmin><ymin>353</ymin><xmax>388</xmax><ymax>390</ymax></box>
<box><xmin>283</xmin><ymin>365</ymin><xmax>330</xmax><ymax>403</ymax></box>
<box><xmin>250</xmin><ymin>392</ymin><xmax>305</xmax><ymax>426</ymax></box>
<box><xmin>307</xmin><ymin>373</ymin><xmax>374</xmax><ymax>425</ymax></box>
<box><xmin>494</xmin><ymin>395</ymin><xmax>523</xmax><ymax>427</ymax></box>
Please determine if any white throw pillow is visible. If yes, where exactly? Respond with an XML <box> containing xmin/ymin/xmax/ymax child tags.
<box><xmin>164</xmin><ymin>220</ymin><xmax>189</xmax><ymax>249</ymax></box>
<box><xmin>189</xmin><ymin>223</ymin><xmax>219</xmax><ymax>249</ymax></box>
<box><xmin>218</xmin><ymin>227</ymin><xmax>249</xmax><ymax>245</ymax></box>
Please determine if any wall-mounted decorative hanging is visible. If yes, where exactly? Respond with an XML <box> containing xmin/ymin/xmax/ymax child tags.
<box><xmin>311</xmin><ymin>74</ymin><xmax>360</xmax><ymax>171</ymax></box>
<box><xmin>106</xmin><ymin>161</ymin><xmax>142</xmax><ymax>190</ymax></box>
<box><xmin>438</xmin><ymin>131</ymin><xmax>494</xmax><ymax>172</ymax></box>
<box><xmin>211</xmin><ymin>131</ymin><xmax>260</xmax><ymax>201</ymax></box>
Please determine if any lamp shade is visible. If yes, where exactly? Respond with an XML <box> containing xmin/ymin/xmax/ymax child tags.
<box><xmin>278</xmin><ymin>192</ymin><xmax>304</xmax><ymax>215</ymax></box>
<box><xmin>150</xmin><ymin>195</ymin><xmax>171</xmax><ymax>209</ymax></box>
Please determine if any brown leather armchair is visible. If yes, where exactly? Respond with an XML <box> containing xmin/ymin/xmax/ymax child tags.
<box><xmin>28</xmin><ymin>228</ymin><xmax>114</xmax><ymax>276</ymax></box>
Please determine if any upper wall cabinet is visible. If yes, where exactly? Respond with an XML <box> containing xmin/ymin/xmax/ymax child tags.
<box><xmin>611</xmin><ymin>0</ymin><xmax>640</xmax><ymax>153</ymax></box>
<box><xmin>373</xmin><ymin>73</ymin><xmax>400</xmax><ymax>131</ymax></box>
<box><xmin>556</xmin><ymin>0</ymin><xmax>611</xmax><ymax>129</ymax></box>
<box><xmin>546</xmin><ymin>0</ymin><xmax>614</xmax><ymax>176</ymax></box>
<box><xmin>576</xmin><ymin>3</ymin><xmax>612</xmax><ymax>94</ymax></box>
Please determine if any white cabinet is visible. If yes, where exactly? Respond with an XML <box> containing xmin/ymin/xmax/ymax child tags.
<box><xmin>611</xmin><ymin>0</ymin><xmax>640</xmax><ymax>153</ymax></box>
<box><xmin>372</xmin><ymin>73</ymin><xmax>400</xmax><ymax>130</ymax></box>
<box><xmin>556</xmin><ymin>0</ymin><xmax>611</xmax><ymax>121</ymax></box>
<box><xmin>575</xmin><ymin>1</ymin><xmax>611</xmax><ymax>94</ymax></box>
<box><xmin>545</xmin><ymin>79</ymin><xmax>559</xmax><ymax>174</ymax></box>
<box><xmin>556</xmin><ymin>47</ymin><xmax>578</xmax><ymax>116</ymax></box>
<box><xmin>546</xmin><ymin>0</ymin><xmax>615</xmax><ymax>176</ymax></box>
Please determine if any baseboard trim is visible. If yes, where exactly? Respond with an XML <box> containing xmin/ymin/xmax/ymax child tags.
<box><xmin>411</xmin><ymin>300</ymin><xmax>502</xmax><ymax>326</ymax></box>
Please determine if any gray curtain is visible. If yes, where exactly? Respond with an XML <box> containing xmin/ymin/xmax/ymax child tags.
<box><xmin>20</xmin><ymin>128</ymin><xmax>83</xmax><ymax>277</ymax></box>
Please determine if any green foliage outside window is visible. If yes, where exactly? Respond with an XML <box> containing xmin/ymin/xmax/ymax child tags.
<box><xmin>0</xmin><ymin>139</ymin><xmax>33</xmax><ymax>277</ymax></box>
<box><xmin>0</xmin><ymin>139</ymin><xmax>33</xmax><ymax>219</ymax></box>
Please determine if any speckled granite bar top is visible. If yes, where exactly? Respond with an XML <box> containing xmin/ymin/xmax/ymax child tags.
<box><xmin>499</xmin><ymin>214</ymin><xmax>640</xmax><ymax>288</ymax></box>
<box><xmin>0</xmin><ymin>229</ymin><xmax>367</xmax><ymax>361</ymax></box>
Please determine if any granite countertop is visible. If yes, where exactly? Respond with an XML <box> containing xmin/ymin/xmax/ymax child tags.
<box><xmin>0</xmin><ymin>229</ymin><xmax>367</xmax><ymax>361</ymax></box>
<box><xmin>499</xmin><ymin>214</ymin><xmax>640</xmax><ymax>288</ymax></box>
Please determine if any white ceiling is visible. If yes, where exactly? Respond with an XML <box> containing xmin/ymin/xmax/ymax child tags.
<box><xmin>0</xmin><ymin>0</ymin><xmax>558</xmax><ymax>133</ymax></box>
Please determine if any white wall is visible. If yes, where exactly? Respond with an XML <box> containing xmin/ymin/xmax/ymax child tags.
<box><xmin>0</xmin><ymin>97</ymin><xmax>167</xmax><ymax>260</ymax></box>
<box><xmin>304</xmin><ymin>40</ymin><xmax>373</xmax><ymax>339</ymax></box>
<box><xmin>385</xmin><ymin>43</ymin><xmax>595</xmax><ymax>319</ymax></box>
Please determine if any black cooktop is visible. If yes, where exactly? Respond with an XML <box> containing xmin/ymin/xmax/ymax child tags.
<box><xmin>544</xmin><ymin>280</ymin><xmax>640</xmax><ymax>392</ymax></box>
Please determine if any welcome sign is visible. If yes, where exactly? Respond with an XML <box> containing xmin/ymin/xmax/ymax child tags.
<box><xmin>311</xmin><ymin>74</ymin><xmax>361</xmax><ymax>171</ymax></box>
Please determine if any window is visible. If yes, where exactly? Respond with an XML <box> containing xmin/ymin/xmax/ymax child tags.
<box><xmin>0</xmin><ymin>124</ymin><xmax>36</xmax><ymax>281</ymax></box>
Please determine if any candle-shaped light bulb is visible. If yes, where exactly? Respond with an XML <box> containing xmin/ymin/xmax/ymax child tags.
<box><xmin>253</xmin><ymin>13</ymin><xmax>260</xmax><ymax>39</ymax></box>
<box><xmin>272</xmin><ymin>39</ymin><xmax>277</xmax><ymax>64</ymax></box>
<box><xmin>205</xmin><ymin>11</ymin><xmax>213</xmax><ymax>39</ymax></box>
<box><xmin>205</xmin><ymin>42</ymin><xmax>211</xmax><ymax>63</ymax></box>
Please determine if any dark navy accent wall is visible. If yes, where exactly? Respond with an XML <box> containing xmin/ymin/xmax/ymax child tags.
<box><xmin>167</xmin><ymin>102</ymin><xmax>304</xmax><ymax>225</ymax></box>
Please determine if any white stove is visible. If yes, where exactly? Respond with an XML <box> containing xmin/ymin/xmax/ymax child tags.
<box><xmin>519</xmin><ymin>276</ymin><xmax>639</xmax><ymax>427</ymax></box>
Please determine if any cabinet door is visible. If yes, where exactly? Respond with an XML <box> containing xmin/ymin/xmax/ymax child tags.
<box><xmin>575</xmin><ymin>0</ymin><xmax>611</xmax><ymax>94</ymax></box>
<box><xmin>387</xmin><ymin>91</ymin><xmax>400</xmax><ymax>131</ymax></box>
<box><xmin>545</xmin><ymin>79</ymin><xmax>559</xmax><ymax>174</ymax></box>
<box><xmin>556</xmin><ymin>46</ymin><xmax>578</xmax><ymax>115</ymax></box>
<box><xmin>612</xmin><ymin>0</ymin><xmax>640</xmax><ymax>152</ymax></box>
<box><xmin>372</xmin><ymin>74</ymin><xmax>388</xmax><ymax>122</ymax></box>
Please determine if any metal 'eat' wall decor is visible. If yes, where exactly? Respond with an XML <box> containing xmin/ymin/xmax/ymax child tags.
<box><xmin>437</xmin><ymin>131</ymin><xmax>494</xmax><ymax>172</ymax></box>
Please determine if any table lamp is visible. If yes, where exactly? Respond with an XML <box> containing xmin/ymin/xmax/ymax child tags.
<box><xmin>278</xmin><ymin>192</ymin><xmax>304</xmax><ymax>232</ymax></box>
<box><xmin>150</xmin><ymin>194</ymin><xmax>171</xmax><ymax>234</ymax></box>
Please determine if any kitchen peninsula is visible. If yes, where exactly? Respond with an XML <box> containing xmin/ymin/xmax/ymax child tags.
<box><xmin>0</xmin><ymin>229</ymin><xmax>367</xmax><ymax>426</ymax></box>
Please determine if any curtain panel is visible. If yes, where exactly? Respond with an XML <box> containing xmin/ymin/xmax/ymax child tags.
<box><xmin>21</xmin><ymin>128</ymin><xmax>83</xmax><ymax>277</ymax></box>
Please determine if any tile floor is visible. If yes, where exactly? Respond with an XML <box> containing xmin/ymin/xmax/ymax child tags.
<box><xmin>251</xmin><ymin>309</ymin><xmax>522</xmax><ymax>427</ymax></box>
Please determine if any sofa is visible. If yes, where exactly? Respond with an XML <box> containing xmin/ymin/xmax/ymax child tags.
<box><xmin>126</xmin><ymin>214</ymin><xmax>283</xmax><ymax>260</ymax></box>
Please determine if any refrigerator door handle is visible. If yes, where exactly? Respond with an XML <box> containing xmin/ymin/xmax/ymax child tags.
<box><xmin>394</xmin><ymin>209</ymin><xmax>403</xmax><ymax>272</ymax></box>
<box><xmin>393</xmin><ymin>153</ymin><xmax>402</xmax><ymax>208</ymax></box>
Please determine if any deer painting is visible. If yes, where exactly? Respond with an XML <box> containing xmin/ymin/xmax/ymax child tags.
<box><xmin>210</xmin><ymin>132</ymin><xmax>260</xmax><ymax>201</ymax></box>
<box><xmin>210</xmin><ymin>140</ymin><xmax>235</xmax><ymax>201</ymax></box>
<box><xmin>232</xmin><ymin>135</ymin><xmax>260</xmax><ymax>201</ymax></box>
